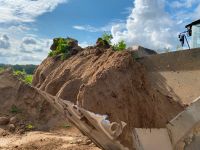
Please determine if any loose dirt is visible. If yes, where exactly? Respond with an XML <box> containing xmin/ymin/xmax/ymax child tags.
<box><xmin>33</xmin><ymin>47</ymin><xmax>183</xmax><ymax>129</ymax></box>
<box><xmin>0</xmin><ymin>127</ymin><xmax>100</xmax><ymax>150</ymax></box>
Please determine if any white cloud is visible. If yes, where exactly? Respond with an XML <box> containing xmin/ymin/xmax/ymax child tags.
<box><xmin>20</xmin><ymin>36</ymin><xmax>52</xmax><ymax>53</ymax></box>
<box><xmin>0</xmin><ymin>34</ymin><xmax>11</xmax><ymax>49</ymax></box>
<box><xmin>8</xmin><ymin>25</ymin><xmax>31</xmax><ymax>32</ymax></box>
<box><xmin>22</xmin><ymin>37</ymin><xmax>37</xmax><ymax>45</ymax></box>
<box><xmin>111</xmin><ymin>0</ymin><xmax>199</xmax><ymax>51</ymax></box>
<box><xmin>0</xmin><ymin>31</ymin><xmax>52</xmax><ymax>64</ymax></box>
<box><xmin>171</xmin><ymin>0</ymin><xmax>198</xmax><ymax>8</ymax></box>
<box><xmin>79</xmin><ymin>41</ymin><xmax>91</xmax><ymax>48</ymax></box>
<box><xmin>73</xmin><ymin>24</ymin><xmax>113</xmax><ymax>33</ymax></box>
<box><xmin>0</xmin><ymin>0</ymin><xmax>68</xmax><ymax>23</ymax></box>
<box><xmin>0</xmin><ymin>0</ymin><xmax>67</xmax><ymax>64</ymax></box>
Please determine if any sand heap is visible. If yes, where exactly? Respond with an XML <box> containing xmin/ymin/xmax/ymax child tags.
<box><xmin>0</xmin><ymin>69</ymin><xmax>66</xmax><ymax>132</ymax></box>
<box><xmin>0</xmin><ymin>37</ymin><xmax>186</xmax><ymax>149</ymax></box>
<box><xmin>33</xmin><ymin>44</ymin><xmax>184</xmax><ymax>130</ymax></box>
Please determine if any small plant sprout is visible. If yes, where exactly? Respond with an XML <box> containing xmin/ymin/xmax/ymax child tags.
<box><xmin>10</xmin><ymin>105</ymin><xmax>22</xmax><ymax>114</ymax></box>
<box><xmin>26</xmin><ymin>124</ymin><xmax>35</xmax><ymax>130</ymax></box>
<box><xmin>63</xmin><ymin>123</ymin><xmax>71</xmax><ymax>128</ymax></box>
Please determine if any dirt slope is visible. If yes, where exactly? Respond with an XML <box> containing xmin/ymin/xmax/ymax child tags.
<box><xmin>0</xmin><ymin>69</ymin><xmax>65</xmax><ymax>130</ymax></box>
<box><xmin>0</xmin><ymin>70</ymin><xmax>99</xmax><ymax>150</ymax></box>
<box><xmin>33</xmin><ymin>47</ymin><xmax>183</xmax><ymax>129</ymax></box>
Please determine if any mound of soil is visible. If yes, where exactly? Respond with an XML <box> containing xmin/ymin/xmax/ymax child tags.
<box><xmin>0</xmin><ymin>70</ymin><xmax>66</xmax><ymax>132</ymax></box>
<box><xmin>0</xmin><ymin>44</ymin><xmax>185</xmax><ymax>149</ymax></box>
<box><xmin>33</xmin><ymin>47</ymin><xmax>184</xmax><ymax>129</ymax></box>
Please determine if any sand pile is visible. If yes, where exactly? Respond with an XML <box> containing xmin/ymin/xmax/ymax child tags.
<box><xmin>0</xmin><ymin>40</ymin><xmax>186</xmax><ymax>149</ymax></box>
<box><xmin>0</xmin><ymin>69</ymin><xmax>66</xmax><ymax>132</ymax></box>
<box><xmin>33</xmin><ymin>45</ymin><xmax>184</xmax><ymax>130</ymax></box>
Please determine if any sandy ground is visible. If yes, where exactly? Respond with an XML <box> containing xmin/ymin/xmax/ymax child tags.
<box><xmin>0</xmin><ymin>127</ymin><xmax>100</xmax><ymax>150</ymax></box>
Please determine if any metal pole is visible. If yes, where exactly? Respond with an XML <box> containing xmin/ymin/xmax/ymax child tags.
<box><xmin>184</xmin><ymin>35</ymin><xmax>190</xmax><ymax>50</ymax></box>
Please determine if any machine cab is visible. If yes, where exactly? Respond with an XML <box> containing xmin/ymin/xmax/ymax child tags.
<box><xmin>186</xmin><ymin>19</ymin><xmax>200</xmax><ymax>48</ymax></box>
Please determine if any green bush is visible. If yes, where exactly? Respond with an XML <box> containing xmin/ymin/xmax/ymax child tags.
<box><xmin>102</xmin><ymin>33</ymin><xmax>113</xmax><ymax>44</ymax></box>
<box><xmin>113</xmin><ymin>40</ymin><xmax>126</xmax><ymax>51</ymax></box>
<box><xmin>13</xmin><ymin>70</ymin><xmax>33</xmax><ymax>85</ymax></box>
<box><xmin>100</xmin><ymin>33</ymin><xmax>127</xmax><ymax>51</ymax></box>
<box><xmin>61</xmin><ymin>52</ymin><xmax>70</xmax><ymax>61</ymax></box>
<box><xmin>48</xmin><ymin>51</ymin><xmax>54</xmax><ymax>57</ymax></box>
<box><xmin>13</xmin><ymin>70</ymin><xmax>26</xmax><ymax>77</ymax></box>
<box><xmin>48</xmin><ymin>38</ymin><xmax>72</xmax><ymax>61</ymax></box>
<box><xmin>24</xmin><ymin>75</ymin><xmax>33</xmax><ymax>85</ymax></box>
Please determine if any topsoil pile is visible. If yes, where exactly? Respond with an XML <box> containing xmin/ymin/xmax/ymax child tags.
<box><xmin>33</xmin><ymin>45</ymin><xmax>184</xmax><ymax>129</ymax></box>
<box><xmin>0</xmin><ymin>40</ymin><xmax>185</xmax><ymax>149</ymax></box>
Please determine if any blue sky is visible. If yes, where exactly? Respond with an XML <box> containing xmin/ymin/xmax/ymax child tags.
<box><xmin>35</xmin><ymin>0</ymin><xmax>133</xmax><ymax>43</ymax></box>
<box><xmin>0</xmin><ymin>0</ymin><xmax>199</xmax><ymax>64</ymax></box>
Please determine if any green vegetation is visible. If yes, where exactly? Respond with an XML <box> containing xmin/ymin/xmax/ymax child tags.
<box><xmin>63</xmin><ymin>123</ymin><xmax>71</xmax><ymax>129</ymax></box>
<box><xmin>26</xmin><ymin>123</ymin><xmax>35</xmax><ymax>130</ymax></box>
<box><xmin>0</xmin><ymin>64</ymin><xmax>37</xmax><ymax>74</ymax></box>
<box><xmin>10</xmin><ymin>105</ymin><xmax>22</xmax><ymax>114</ymax></box>
<box><xmin>100</xmin><ymin>33</ymin><xmax>127</xmax><ymax>51</ymax></box>
<box><xmin>96</xmin><ymin>37</ymin><xmax>110</xmax><ymax>48</ymax></box>
<box><xmin>0</xmin><ymin>67</ymin><xmax>4</xmax><ymax>73</ymax></box>
<box><xmin>48</xmin><ymin>38</ymin><xmax>74</xmax><ymax>60</ymax></box>
<box><xmin>61</xmin><ymin>52</ymin><xmax>70</xmax><ymax>61</ymax></box>
<box><xmin>24</xmin><ymin>75</ymin><xmax>33</xmax><ymax>85</ymax></box>
<box><xmin>13</xmin><ymin>70</ymin><xmax>33</xmax><ymax>85</ymax></box>
<box><xmin>102</xmin><ymin>32</ymin><xmax>113</xmax><ymax>44</ymax></box>
<box><xmin>0</xmin><ymin>65</ymin><xmax>33</xmax><ymax>85</ymax></box>
<box><xmin>113</xmin><ymin>40</ymin><xmax>127</xmax><ymax>51</ymax></box>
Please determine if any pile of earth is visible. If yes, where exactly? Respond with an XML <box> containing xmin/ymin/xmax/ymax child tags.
<box><xmin>0</xmin><ymin>37</ymin><xmax>186</xmax><ymax>149</ymax></box>
<box><xmin>0</xmin><ymin>69</ymin><xmax>66</xmax><ymax>133</ymax></box>
<box><xmin>33</xmin><ymin>39</ymin><xmax>183</xmax><ymax>128</ymax></box>
<box><xmin>32</xmin><ymin>38</ymin><xmax>184</xmax><ymax>148</ymax></box>
<box><xmin>0</xmin><ymin>69</ymin><xmax>100</xmax><ymax>150</ymax></box>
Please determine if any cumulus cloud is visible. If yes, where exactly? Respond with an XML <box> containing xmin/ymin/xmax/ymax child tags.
<box><xmin>0</xmin><ymin>34</ymin><xmax>11</xmax><ymax>49</ymax></box>
<box><xmin>0</xmin><ymin>0</ymin><xmax>67</xmax><ymax>64</ymax></box>
<box><xmin>0</xmin><ymin>33</ymin><xmax>52</xmax><ymax>64</ymax></box>
<box><xmin>8</xmin><ymin>25</ymin><xmax>31</xmax><ymax>32</ymax></box>
<box><xmin>20</xmin><ymin>36</ymin><xmax>52</xmax><ymax>54</ymax></box>
<box><xmin>0</xmin><ymin>0</ymin><xmax>68</xmax><ymax>23</ymax></box>
<box><xmin>111</xmin><ymin>0</ymin><xmax>199</xmax><ymax>50</ymax></box>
